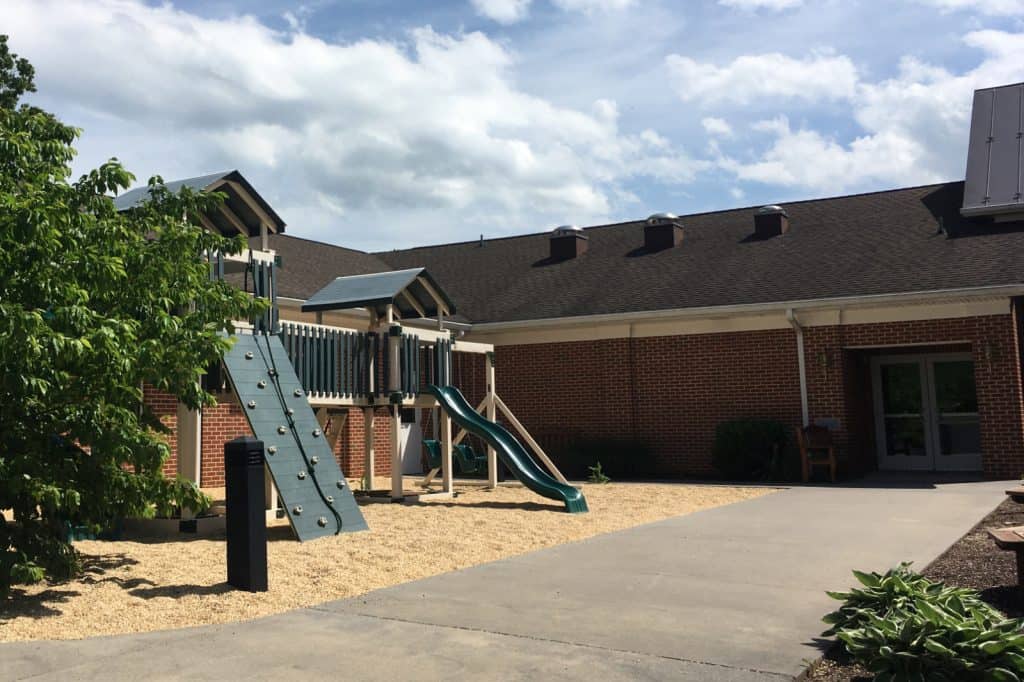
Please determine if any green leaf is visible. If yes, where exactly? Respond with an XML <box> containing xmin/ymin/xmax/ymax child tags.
<box><xmin>853</xmin><ymin>569</ymin><xmax>882</xmax><ymax>588</ymax></box>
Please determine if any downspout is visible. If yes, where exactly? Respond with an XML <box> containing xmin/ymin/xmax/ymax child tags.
<box><xmin>787</xmin><ymin>309</ymin><xmax>810</xmax><ymax>427</ymax></box>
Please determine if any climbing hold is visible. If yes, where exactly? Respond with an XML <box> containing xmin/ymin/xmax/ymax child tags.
<box><xmin>267</xmin><ymin>446</ymin><xmax>277</xmax><ymax>455</ymax></box>
<box><xmin>310</xmin><ymin>456</ymin><xmax>319</xmax><ymax>465</ymax></box>
<box><xmin>336</xmin><ymin>480</ymin><xmax>345</xmax><ymax>489</ymax></box>
<box><xmin>293</xmin><ymin>389</ymin><xmax>303</xmax><ymax>397</ymax></box>
<box><xmin>312</xmin><ymin>428</ymin><xmax>322</xmax><ymax>438</ymax></box>
<box><xmin>244</xmin><ymin>351</ymin><xmax>254</xmax><ymax>360</ymax></box>
<box><xmin>257</xmin><ymin>380</ymin><xmax>267</xmax><ymax>389</ymax></box>
<box><xmin>277</xmin><ymin>425</ymin><xmax>287</xmax><ymax>435</ymax></box>
<box><xmin>268</xmin><ymin>368</ymin><xmax>276</xmax><ymax>376</ymax></box>
<box><xmin>297</xmin><ymin>471</ymin><xmax>307</xmax><ymax>480</ymax></box>
<box><xmin>293</xmin><ymin>505</ymin><xmax>303</xmax><ymax>515</ymax></box>
<box><xmin>285</xmin><ymin>408</ymin><xmax>294</xmax><ymax>416</ymax></box>
<box><xmin>326</xmin><ymin>495</ymin><xmax>334</xmax><ymax>503</ymax></box>
<box><xmin>317</xmin><ymin>516</ymin><xmax>328</xmax><ymax>527</ymax></box>
<box><xmin>247</xmin><ymin>400</ymin><xmax>257</xmax><ymax>409</ymax></box>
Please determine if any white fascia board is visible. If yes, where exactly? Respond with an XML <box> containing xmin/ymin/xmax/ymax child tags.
<box><xmin>469</xmin><ymin>284</ymin><xmax>1024</xmax><ymax>333</ymax></box>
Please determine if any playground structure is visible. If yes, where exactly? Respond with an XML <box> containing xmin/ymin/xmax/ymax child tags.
<box><xmin>212</xmin><ymin>251</ymin><xmax>587</xmax><ymax>541</ymax></box>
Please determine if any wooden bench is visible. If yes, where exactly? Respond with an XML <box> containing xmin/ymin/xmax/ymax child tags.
<box><xmin>988</xmin><ymin>525</ymin><xmax>1024</xmax><ymax>585</ymax></box>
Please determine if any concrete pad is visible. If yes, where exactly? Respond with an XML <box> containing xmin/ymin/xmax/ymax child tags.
<box><xmin>3</xmin><ymin>608</ymin><xmax>782</xmax><ymax>681</ymax></box>
<box><xmin>326</xmin><ymin>478</ymin><xmax>1008</xmax><ymax>678</ymax></box>
<box><xmin>1</xmin><ymin>477</ymin><xmax>1008</xmax><ymax>681</ymax></box>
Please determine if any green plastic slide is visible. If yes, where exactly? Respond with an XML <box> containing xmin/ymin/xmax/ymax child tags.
<box><xmin>426</xmin><ymin>385</ymin><xmax>588</xmax><ymax>513</ymax></box>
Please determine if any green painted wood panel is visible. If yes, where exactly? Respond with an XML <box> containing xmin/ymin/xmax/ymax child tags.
<box><xmin>222</xmin><ymin>334</ymin><xmax>368</xmax><ymax>541</ymax></box>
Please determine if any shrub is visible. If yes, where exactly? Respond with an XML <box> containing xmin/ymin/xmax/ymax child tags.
<box><xmin>824</xmin><ymin>563</ymin><xmax>1024</xmax><ymax>681</ymax></box>
<box><xmin>587</xmin><ymin>461</ymin><xmax>611</xmax><ymax>484</ymax></box>
<box><xmin>711</xmin><ymin>419</ymin><xmax>788</xmax><ymax>480</ymax></box>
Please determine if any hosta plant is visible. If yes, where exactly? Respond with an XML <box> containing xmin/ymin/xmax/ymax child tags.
<box><xmin>824</xmin><ymin>564</ymin><xmax>1024</xmax><ymax>681</ymax></box>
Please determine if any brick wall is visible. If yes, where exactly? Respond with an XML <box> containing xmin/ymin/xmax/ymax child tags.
<box><xmin>191</xmin><ymin>401</ymin><xmax>394</xmax><ymax>487</ymax></box>
<box><xmin>198</xmin><ymin>392</ymin><xmax>252</xmax><ymax>487</ymax></box>
<box><xmin>334</xmin><ymin>406</ymin><xmax>394</xmax><ymax>479</ymax></box>
<box><xmin>496</xmin><ymin>329</ymin><xmax>803</xmax><ymax>477</ymax></box>
<box><xmin>494</xmin><ymin>314</ymin><xmax>1024</xmax><ymax>479</ymax></box>
<box><xmin>143</xmin><ymin>386</ymin><xmax>179</xmax><ymax>478</ymax></box>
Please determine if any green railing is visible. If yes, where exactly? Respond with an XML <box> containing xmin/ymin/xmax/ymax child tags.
<box><xmin>278</xmin><ymin>322</ymin><xmax>451</xmax><ymax>400</ymax></box>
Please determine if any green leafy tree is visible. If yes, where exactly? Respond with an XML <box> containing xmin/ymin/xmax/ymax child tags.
<box><xmin>0</xmin><ymin>36</ymin><xmax>265</xmax><ymax>594</ymax></box>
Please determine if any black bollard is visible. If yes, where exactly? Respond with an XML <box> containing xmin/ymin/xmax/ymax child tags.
<box><xmin>225</xmin><ymin>436</ymin><xmax>268</xmax><ymax>592</ymax></box>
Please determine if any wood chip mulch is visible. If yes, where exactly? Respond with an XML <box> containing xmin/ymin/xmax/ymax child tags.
<box><xmin>805</xmin><ymin>497</ymin><xmax>1024</xmax><ymax>681</ymax></box>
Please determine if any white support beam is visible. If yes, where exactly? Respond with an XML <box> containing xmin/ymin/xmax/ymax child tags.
<box><xmin>493</xmin><ymin>394</ymin><xmax>568</xmax><ymax>485</ymax></box>
<box><xmin>214</xmin><ymin>179</ymin><xmax>280</xmax><ymax>234</ymax></box>
<box><xmin>264</xmin><ymin>467</ymin><xmax>280</xmax><ymax>523</ymax></box>
<box><xmin>390</xmin><ymin>406</ymin><xmax>403</xmax><ymax>500</ymax></box>
<box><xmin>451</xmin><ymin>339</ymin><xmax>494</xmax><ymax>355</ymax></box>
<box><xmin>363</xmin><ymin>407</ymin><xmax>375</xmax><ymax>490</ymax></box>
<box><xmin>399</xmin><ymin>289</ymin><xmax>426</xmax><ymax>319</ymax></box>
<box><xmin>176</xmin><ymin>402</ymin><xmax>202</xmax><ymax>519</ymax></box>
<box><xmin>416</xmin><ymin>275</ymin><xmax>450</xmax><ymax>319</ymax></box>
<box><xmin>216</xmin><ymin>201</ymin><xmax>250</xmax><ymax>237</ymax></box>
<box><xmin>485</xmin><ymin>353</ymin><xmax>497</xmax><ymax>489</ymax></box>
<box><xmin>441</xmin><ymin>410</ymin><xmax>453</xmax><ymax>494</ymax></box>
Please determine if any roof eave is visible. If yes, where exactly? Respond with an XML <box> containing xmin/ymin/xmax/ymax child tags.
<box><xmin>470</xmin><ymin>284</ymin><xmax>1024</xmax><ymax>332</ymax></box>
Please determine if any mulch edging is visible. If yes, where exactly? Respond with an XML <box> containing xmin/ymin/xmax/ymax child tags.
<box><xmin>804</xmin><ymin>496</ymin><xmax>1024</xmax><ymax>681</ymax></box>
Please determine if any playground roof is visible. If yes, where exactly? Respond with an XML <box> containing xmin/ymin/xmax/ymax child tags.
<box><xmin>114</xmin><ymin>170</ymin><xmax>286</xmax><ymax>236</ymax></box>
<box><xmin>301</xmin><ymin>267</ymin><xmax>455</xmax><ymax>319</ymax></box>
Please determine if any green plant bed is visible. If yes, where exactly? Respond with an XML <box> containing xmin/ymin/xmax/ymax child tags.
<box><xmin>824</xmin><ymin>563</ymin><xmax>1024</xmax><ymax>681</ymax></box>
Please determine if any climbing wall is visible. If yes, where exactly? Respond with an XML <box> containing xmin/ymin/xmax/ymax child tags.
<box><xmin>222</xmin><ymin>333</ymin><xmax>368</xmax><ymax>541</ymax></box>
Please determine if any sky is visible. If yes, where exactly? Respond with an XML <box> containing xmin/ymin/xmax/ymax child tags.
<box><xmin>5</xmin><ymin>0</ymin><xmax>1024</xmax><ymax>251</ymax></box>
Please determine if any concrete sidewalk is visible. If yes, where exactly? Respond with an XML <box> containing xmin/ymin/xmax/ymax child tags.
<box><xmin>1</xmin><ymin>477</ymin><xmax>1008</xmax><ymax>681</ymax></box>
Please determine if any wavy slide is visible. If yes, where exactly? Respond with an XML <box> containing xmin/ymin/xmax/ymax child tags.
<box><xmin>427</xmin><ymin>385</ymin><xmax>588</xmax><ymax>514</ymax></box>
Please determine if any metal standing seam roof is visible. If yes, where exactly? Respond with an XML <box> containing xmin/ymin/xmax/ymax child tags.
<box><xmin>113</xmin><ymin>170</ymin><xmax>287</xmax><ymax>235</ymax></box>
<box><xmin>963</xmin><ymin>82</ymin><xmax>1024</xmax><ymax>217</ymax></box>
<box><xmin>300</xmin><ymin>267</ymin><xmax>456</xmax><ymax>319</ymax></box>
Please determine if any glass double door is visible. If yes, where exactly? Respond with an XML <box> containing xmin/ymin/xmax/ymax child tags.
<box><xmin>871</xmin><ymin>353</ymin><xmax>981</xmax><ymax>471</ymax></box>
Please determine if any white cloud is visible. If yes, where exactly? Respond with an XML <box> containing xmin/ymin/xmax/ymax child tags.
<box><xmin>552</xmin><ymin>0</ymin><xmax>637</xmax><ymax>11</ymax></box>
<box><xmin>6</xmin><ymin>0</ymin><xmax>700</xmax><ymax>249</ymax></box>
<box><xmin>915</xmin><ymin>0</ymin><xmax>1024</xmax><ymax>16</ymax></box>
<box><xmin>471</xmin><ymin>0</ymin><xmax>532</xmax><ymax>24</ymax></box>
<box><xmin>719</xmin><ymin>0</ymin><xmax>804</xmax><ymax>10</ymax></box>
<box><xmin>472</xmin><ymin>0</ymin><xmax>635</xmax><ymax>23</ymax></box>
<box><xmin>701</xmin><ymin>117</ymin><xmax>734</xmax><ymax>137</ymax></box>
<box><xmin>666</xmin><ymin>52</ymin><xmax>859</xmax><ymax>105</ymax></box>
<box><xmin>714</xmin><ymin>29</ymin><xmax>1024</xmax><ymax>193</ymax></box>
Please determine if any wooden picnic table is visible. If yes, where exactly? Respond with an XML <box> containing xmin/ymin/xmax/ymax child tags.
<box><xmin>988</xmin><ymin>525</ymin><xmax>1024</xmax><ymax>584</ymax></box>
<box><xmin>1006</xmin><ymin>487</ymin><xmax>1024</xmax><ymax>504</ymax></box>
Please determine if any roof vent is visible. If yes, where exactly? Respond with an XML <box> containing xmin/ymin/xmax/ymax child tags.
<box><xmin>643</xmin><ymin>213</ymin><xmax>684</xmax><ymax>251</ymax></box>
<box><xmin>962</xmin><ymin>82</ymin><xmax>1024</xmax><ymax>220</ymax></box>
<box><xmin>549</xmin><ymin>224</ymin><xmax>588</xmax><ymax>261</ymax></box>
<box><xmin>753</xmin><ymin>205</ymin><xmax>789</xmax><ymax>238</ymax></box>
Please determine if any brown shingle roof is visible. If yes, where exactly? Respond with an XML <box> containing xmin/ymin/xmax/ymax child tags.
<box><xmin>264</xmin><ymin>181</ymin><xmax>1024</xmax><ymax>324</ymax></box>
<box><xmin>259</xmin><ymin>234</ymin><xmax>393</xmax><ymax>301</ymax></box>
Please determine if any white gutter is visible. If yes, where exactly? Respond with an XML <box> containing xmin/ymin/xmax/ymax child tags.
<box><xmin>469</xmin><ymin>284</ymin><xmax>1024</xmax><ymax>332</ymax></box>
<box><xmin>787</xmin><ymin>309</ymin><xmax>810</xmax><ymax>427</ymax></box>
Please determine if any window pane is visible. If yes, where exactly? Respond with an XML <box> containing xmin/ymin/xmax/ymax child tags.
<box><xmin>933</xmin><ymin>361</ymin><xmax>978</xmax><ymax>414</ymax></box>
<box><xmin>885</xmin><ymin>417</ymin><xmax>926</xmax><ymax>456</ymax></box>
<box><xmin>938</xmin><ymin>415</ymin><xmax>981</xmax><ymax>455</ymax></box>
<box><xmin>881</xmin><ymin>363</ymin><xmax>922</xmax><ymax>414</ymax></box>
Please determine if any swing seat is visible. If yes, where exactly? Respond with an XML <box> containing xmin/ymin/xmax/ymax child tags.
<box><xmin>423</xmin><ymin>439</ymin><xmax>442</xmax><ymax>470</ymax></box>
<box><xmin>454</xmin><ymin>443</ymin><xmax>487</xmax><ymax>475</ymax></box>
<box><xmin>421</xmin><ymin>439</ymin><xmax>488</xmax><ymax>475</ymax></box>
